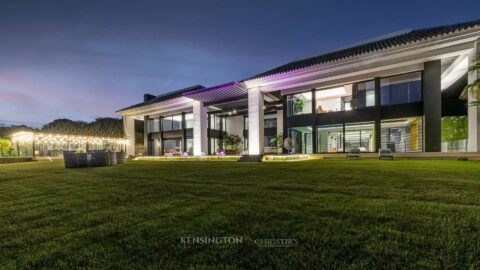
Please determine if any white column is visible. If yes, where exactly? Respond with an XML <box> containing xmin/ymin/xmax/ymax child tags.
<box><xmin>276</xmin><ymin>109</ymin><xmax>284</xmax><ymax>154</ymax></box>
<box><xmin>123</xmin><ymin>116</ymin><xmax>136</xmax><ymax>157</ymax></box>
<box><xmin>276</xmin><ymin>110</ymin><xmax>283</xmax><ymax>136</ymax></box>
<box><xmin>468</xmin><ymin>39</ymin><xmax>480</xmax><ymax>152</ymax></box>
<box><xmin>248</xmin><ymin>88</ymin><xmax>264</xmax><ymax>155</ymax></box>
<box><xmin>193</xmin><ymin>101</ymin><xmax>208</xmax><ymax>155</ymax></box>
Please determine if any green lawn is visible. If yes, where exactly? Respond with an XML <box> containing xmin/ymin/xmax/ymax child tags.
<box><xmin>1</xmin><ymin>159</ymin><xmax>480</xmax><ymax>269</ymax></box>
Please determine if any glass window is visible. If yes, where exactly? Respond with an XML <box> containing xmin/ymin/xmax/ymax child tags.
<box><xmin>381</xmin><ymin>72</ymin><xmax>422</xmax><ymax>106</ymax></box>
<box><xmin>185</xmin><ymin>113</ymin><xmax>193</xmax><ymax>129</ymax></box>
<box><xmin>264</xmin><ymin>118</ymin><xmax>277</xmax><ymax>128</ymax></box>
<box><xmin>317</xmin><ymin>124</ymin><xmax>344</xmax><ymax>153</ymax></box>
<box><xmin>355</xmin><ymin>81</ymin><xmax>375</xmax><ymax>108</ymax></box>
<box><xmin>172</xmin><ymin>115</ymin><xmax>182</xmax><ymax>130</ymax></box>
<box><xmin>345</xmin><ymin>122</ymin><xmax>375</xmax><ymax>152</ymax></box>
<box><xmin>162</xmin><ymin>115</ymin><xmax>183</xmax><ymax>131</ymax></box>
<box><xmin>209</xmin><ymin>115</ymin><xmax>223</xmax><ymax>130</ymax></box>
<box><xmin>381</xmin><ymin>117</ymin><xmax>422</xmax><ymax>152</ymax></box>
<box><xmin>287</xmin><ymin>92</ymin><xmax>312</xmax><ymax>116</ymax></box>
<box><xmin>264</xmin><ymin>136</ymin><xmax>277</xmax><ymax>147</ymax></box>
<box><xmin>316</xmin><ymin>85</ymin><xmax>352</xmax><ymax>113</ymax></box>
<box><xmin>288</xmin><ymin>126</ymin><xmax>313</xmax><ymax>154</ymax></box>
<box><xmin>210</xmin><ymin>138</ymin><xmax>222</xmax><ymax>154</ymax></box>
<box><xmin>163</xmin><ymin>139</ymin><xmax>182</xmax><ymax>154</ymax></box>
<box><xmin>146</xmin><ymin>118</ymin><xmax>155</xmax><ymax>134</ymax></box>
<box><xmin>186</xmin><ymin>137</ymin><xmax>194</xmax><ymax>155</ymax></box>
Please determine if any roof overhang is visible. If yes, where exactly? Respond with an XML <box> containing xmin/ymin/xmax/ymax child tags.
<box><xmin>117</xmin><ymin>96</ymin><xmax>194</xmax><ymax>118</ymax></box>
<box><xmin>183</xmin><ymin>82</ymin><xmax>248</xmax><ymax>106</ymax></box>
<box><xmin>244</xmin><ymin>29</ymin><xmax>480</xmax><ymax>95</ymax></box>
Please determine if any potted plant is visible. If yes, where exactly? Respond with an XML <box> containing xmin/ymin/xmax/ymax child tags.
<box><xmin>269</xmin><ymin>134</ymin><xmax>283</xmax><ymax>154</ymax></box>
<box><xmin>223</xmin><ymin>134</ymin><xmax>242</xmax><ymax>155</ymax></box>
<box><xmin>293</xmin><ymin>98</ymin><xmax>304</xmax><ymax>114</ymax></box>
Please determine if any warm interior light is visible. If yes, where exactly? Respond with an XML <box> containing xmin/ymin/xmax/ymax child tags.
<box><xmin>316</xmin><ymin>86</ymin><xmax>348</xmax><ymax>99</ymax></box>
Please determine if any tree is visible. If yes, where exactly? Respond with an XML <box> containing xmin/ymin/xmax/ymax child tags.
<box><xmin>41</xmin><ymin>119</ymin><xmax>88</xmax><ymax>135</ymax></box>
<box><xmin>460</xmin><ymin>55</ymin><xmax>480</xmax><ymax>106</ymax></box>
<box><xmin>0</xmin><ymin>138</ymin><xmax>12</xmax><ymax>155</ymax></box>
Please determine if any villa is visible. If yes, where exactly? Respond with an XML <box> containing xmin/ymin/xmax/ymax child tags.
<box><xmin>117</xmin><ymin>19</ymin><xmax>480</xmax><ymax>157</ymax></box>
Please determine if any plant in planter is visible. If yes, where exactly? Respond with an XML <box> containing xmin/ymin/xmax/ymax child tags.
<box><xmin>293</xmin><ymin>98</ymin><xmax>304</xmax><ymax>114</ymax></box>
<box><xmin>269</xmin><ymin>134</ymin><xmax>284</xmax><ymax>154</ymax></box>
<box><xmin>223</xmin><ymin>134</ymin><xmax>242</xmax><ymax>155</ymax></box>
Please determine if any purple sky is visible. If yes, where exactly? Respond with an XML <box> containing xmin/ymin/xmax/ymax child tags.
<box><xmin>1</xmin><ymin>0</ymin><xmax>479</xmax><ymax>126</ymax></box>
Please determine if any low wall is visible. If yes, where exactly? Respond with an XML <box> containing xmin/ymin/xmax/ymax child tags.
<box><xmin>0</xmin><ymin>157</ymin><xmax>35</xmax><ymax>164</ymax></box>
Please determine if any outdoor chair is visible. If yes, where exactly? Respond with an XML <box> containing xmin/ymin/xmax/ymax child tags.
<box><xmin>346</xmin><ymin>148</ymin><xmax>361</xmax><ymax>160</ymax></box>
<box><xmin>379</xmin><ymin>148</ymin><xmax>394</xmax><ymax>160</ymax></box>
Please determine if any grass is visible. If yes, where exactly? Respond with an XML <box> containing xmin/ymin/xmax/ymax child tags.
<box><xmin>1</xmin><ymin>159</ymin><xmax>480</xmax><ymax>269</ymax></box>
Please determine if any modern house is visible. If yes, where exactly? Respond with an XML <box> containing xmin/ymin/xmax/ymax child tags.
<box><xmin>117</xmin><ymin>19</ymin><xmax>480</xmax><ymax>157</ymax></box>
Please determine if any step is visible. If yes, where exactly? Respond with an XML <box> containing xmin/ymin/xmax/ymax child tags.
<box><xmin>238</xmin><ymin>155</ymin><xmax>264</xmax><ymax>162</ymax></box>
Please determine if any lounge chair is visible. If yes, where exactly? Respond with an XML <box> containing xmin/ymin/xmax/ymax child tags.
<box><xmin>346</xmin><ymin>148</ymin><xmax>361</xmax><ymax>160</ymax></box>
<box><xmin>379</xmin><ymin>148</ymin><xmax>394</xmax><ymax>160</ymax></box>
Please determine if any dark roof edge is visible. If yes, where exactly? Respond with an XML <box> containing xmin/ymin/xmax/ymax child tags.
<box><xmin>242</xmin><ymin>18</ymin><xmax>480</xmax><ymax>82</ymax></box>
<box><xmin>116</xmin><ymin>85</ymin><xmax>205</xmax><ymax>113</ymax></box>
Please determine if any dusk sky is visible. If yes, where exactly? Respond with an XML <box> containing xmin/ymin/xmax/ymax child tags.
<box><xmin>1</xmin><ymin>0</ymin><xmax>479</xmax><ymax>126</ymax></box>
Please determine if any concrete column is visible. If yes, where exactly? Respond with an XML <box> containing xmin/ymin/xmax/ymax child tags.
<box><xmin>143</xmin><ymin>116</ymin><xmax>149</xmax><ymax>155</ymax></box>
<box><xmin>248</xmin><ymin>88</ymin><xmax>264</xmax><ymax>155</ymax></box>
<box><xmin>123</xmin><ymin>116</ymin><xmax>136</xmax><ymax>157</ymax></box>
<box><xmin>193</xmin><ymin>101</ymin><xmax>208</xmax><ymax>155</ymax></box>
<box><xmin>276</xmin><ymin>110</ymin><xmax>283</xmax><ymax>136</ymax></box>
<box><xmin>276</xmin><ymin>110</ymin><xmax>284</xmax><ymax>154</ymax></box>
<box><xmin>153</xmin><ymin>117</ymin><xmax>160</xmax><ymax>156</ymax></box>
<box><xmin>468</xmin><ymin>39</ymin><xmax>480</xmax><ymax>152</ymax></box>
<box><xmin>423</xmin><ymin>60</ymin><xmax>442</xmax><ymax>152</ymax></box>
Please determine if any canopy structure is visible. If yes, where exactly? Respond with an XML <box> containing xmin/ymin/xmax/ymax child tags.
<box><xmin>183</xmin><ymin>82</ymin><xmax>248</xmax><ymax>106</ymax></box>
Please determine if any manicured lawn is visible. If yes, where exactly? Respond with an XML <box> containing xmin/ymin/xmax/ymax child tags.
<box><xmin>1</xmin><ymin>159</ymin><xmax>480</xmax><ymax>269</ymax></box>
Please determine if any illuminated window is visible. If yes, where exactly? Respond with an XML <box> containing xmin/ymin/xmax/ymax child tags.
<box><xmin>287</xmin><ymin>92</ymin><xmax>312</xmax><ymax>116</ymax></box>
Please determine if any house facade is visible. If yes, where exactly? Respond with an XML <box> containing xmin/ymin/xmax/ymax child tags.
<box><xmin>117</xmin><ymin>19</ymin><xmax>480</xmax><ymax>157</ymax></box>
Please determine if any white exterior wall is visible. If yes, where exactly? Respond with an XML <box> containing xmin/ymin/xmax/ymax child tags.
<box><xmin>276</xmin><ymin>109</ymin><xmax>283</xmax><ymax>137</ymax></box>
<box><xmin>248</xmin><ymin>88</ymin><xmax>264</xmax><ymax>155</ymax></box>
<box><xmin>123</xmin><ymin>116</ymin><xmax>135</xmax><ymax>157</ymax></box>
<box><xmin>193</xmin><ymin>101</ymin><xmax>208</xmax><ymax>155</ymax></box>
<box><xmin>226</xmin><ymin>115</ymin><xmax>244</xmax><ymax>149</ymax></box>
<box><xmin>468</xmin><ymin>39</ymin><xmax>480</xmax><ymax>152</ymax></box>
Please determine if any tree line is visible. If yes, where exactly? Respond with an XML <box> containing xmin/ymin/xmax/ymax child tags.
<box><xmin>0</xmin><ymin>118</ymin><xmax>123</xmax><ymax>138</ymax></box>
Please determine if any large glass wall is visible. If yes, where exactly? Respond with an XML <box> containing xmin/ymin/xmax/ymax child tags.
<box><xmin>210</xmin><ymin>138</ymin><xmax>221</xmax><ymax>154</ymax></box>
<box><xmin>163</xmin><ymin>139</ymin><xmax>182</xmax><ymax>154</ymax></box>
<box><xmin>288</xmin><ymin>126</ymin><xmax>313</xmax><ymax>154</ymax></box>
<box><xmin>355</xmin><ymin>81</ymin><xmax>375</xmax><ymax>108</ymax></box>
<box><xmin>344</xmin><ymin>122</ymin><xmax>375</xmax><ymax>152</ymax></box>
<box><xmin>381</xmin><ymin>117</ymin><xmax>423</xmax><ymax>152</ymax></box>
<box><xmin>185</xmin><ymin>113</ymin><xmax>193</xmax><ymax>129</ymax></box>
<box><xmin>315</xmin><ymin>81</ymin><xmax>375</xmax><ymax>114</ymax></box>
<box><xmin>316</xmin><ymin>85</ymin><xmax>353</xmax><ymax>113</ymax></box>
<box><xmin>381</xmin><ymin>72</ymin><xmax>422</xmax><ymax>106</ymax></box>
<box><xmin>287</xmin><ymin>92</ymin><xmax>312</xmax><ymax>116</ymax></box>
<box><xmin>317</xmin><ymin>124</ymin><xmax>344</xmax><ymax>153</ymax></box>
<box><xmin>210</xmin><ymin>115</ymin><xmax>225</xmax><ymax>131</ymax></box>
<box><xmin>11</xmin><ymin>132</ymin><xmax>125</xmax><ymax>157</ymax></box>
<box><xmin>162</xmin><ymin>115</ymin><xmax>182</xmax><ymax>131</ymax></box>
<box><xmin>264</xmin><ymin>117</ymin><xmax>277</xmax><ymax>128</ymax></box>
<box><xmin>186</xmin><ymin>137</ymin><xmax>194</xmax><ymax>155</ymax></box>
